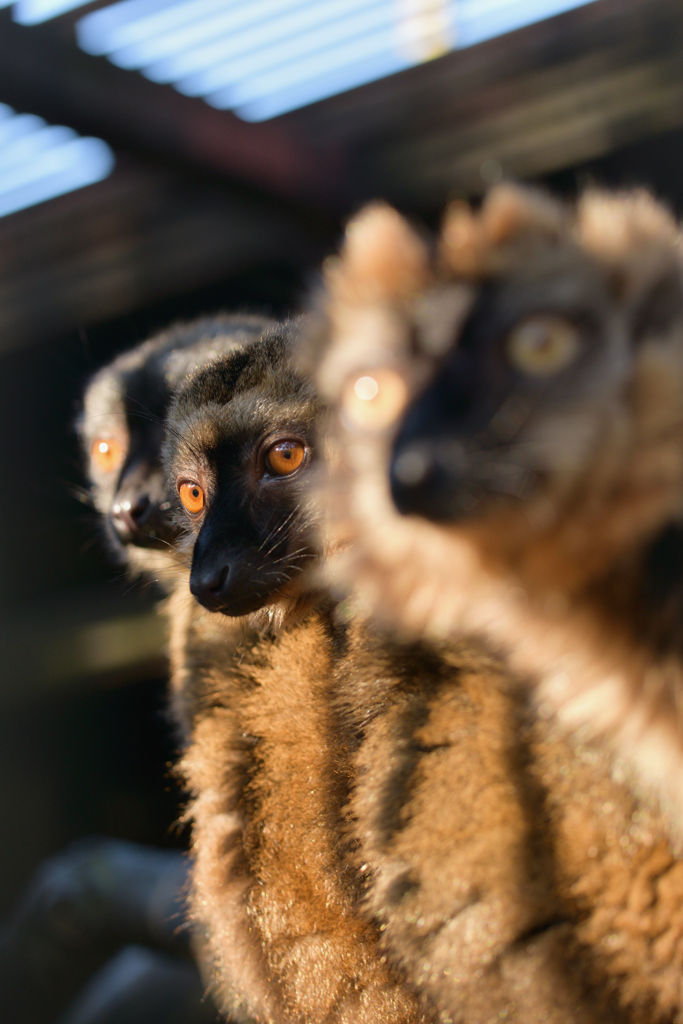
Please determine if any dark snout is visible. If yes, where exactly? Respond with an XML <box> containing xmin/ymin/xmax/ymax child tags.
<box><xmin>389</xmin><ymin>352</ymin><xmax>522</xmax><ymax>522</ymax></box>
<box><xmin>390</xmin><ymin>438</ymin><xmax>464</xmax><ymax>521</ymax></box>
<box><xmin>190</xmin><ymin>541</ymin><xmax>271</xmax><ymax>618</ymax></box>
<box><xmin>389</xmin><ymin>361</ymin><xmax>475</xmax><ymax>521</ymax></box>
<box><xmin>189</xmin><ymin>559</ymin><xmax>232</xmax><ymax>612</ymax></box>
<box><xmin>110</xmin><ymin>463</ymin><xmax>176</xmax><ymax>549</ymax></box>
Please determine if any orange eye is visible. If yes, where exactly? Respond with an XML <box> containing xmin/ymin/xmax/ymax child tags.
<box><xmin>179</xmin><ymin>482</ymin><xmax>205</xmax><ymax>514</ymax></box>
<box><xmin>341</xmin><ymin>368</ymin><xmax>409</xmax><ymax>431</ymax></box>
<box><xmin>265</xmin><ymin>441</ymin><xmax>306</xmax><ymax>477</ymax></box>
<box><xmin>91</xmin><ymin>437</ymin><xmax>124</xmax><ymax>473</ymax></box>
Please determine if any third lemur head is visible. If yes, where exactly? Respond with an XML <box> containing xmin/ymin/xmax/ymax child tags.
<box><xmin>79</xmin><ymin>315</ymin><xmax>270</xmax><ymax>577</ymax></box>
<box><xmin>310</xmin><ymin>184</ymin><xmax>683</xmax><ymax>604</ymax></box>
<box><xmin>164</xmin><ymin>319</ymin><xmax>321</xmax><ymax>624</ymax></box>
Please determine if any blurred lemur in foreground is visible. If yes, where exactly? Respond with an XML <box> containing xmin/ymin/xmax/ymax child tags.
<box><xmin>301</xmin><ymin>187</ymin><xmax>683</xmax><ymax>1024</ymax></box>
<box><xmin>312</xmin><ymin>185</ymin><xmax>683</xmax><ymax>833</ymax></box>
<box><xmin>164</xmin><ymin>322</ymin><xmax>656</xmax><ymax>1024</ymax></box>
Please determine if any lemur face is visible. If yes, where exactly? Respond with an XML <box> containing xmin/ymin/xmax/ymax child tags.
<box><xmin>164</xmin><ymin>323</ymin><xmax>320</xmax><ymax>619</ymax></box>
<box><xmin>307</xmin><ymin>186</ymin><xmax>683</xmax><ymax>608</ymax></box>
<box><xmin>388</xmin><ymin>192</ymin><xmax>683</xmax><ymax>537</ymax></box>
<box><xmin>80</xmin><ymin>316</ymin><xmax>271</xmax><ymax>571</ymax></box>
<box><xmin>81</xmin><ymin>357</ymin><xmax>177</xmax><ymax>560</ymax></box>
<box><xmin>390</xmin><ymin>261</ymin><xmax>628</xmax><ymax>523</ymax></box>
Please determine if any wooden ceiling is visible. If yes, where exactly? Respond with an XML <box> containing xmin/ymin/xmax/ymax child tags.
<box><xmin>1</xmin><ymin>0</ymin><xmax>682</xmax><ymax>352</ymax></box>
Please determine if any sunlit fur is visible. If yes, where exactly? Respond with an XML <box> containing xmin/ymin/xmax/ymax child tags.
<box><xmin>333</xmin><ymin>622</ymin><xmax>683</xmax><ymax>1024</ymax></box>
<box><xmin>308</xmin><ymin>186</ymin><xmax>683</xmax><ymax>830</ymax></box>
<box><xmin>297</xmin><ymin>185</ymin><xmax>683</xmax><ymax>1022</ymax></box>
<box><xmin>182</xmin><ymin>602</ymin><xmax>675</xmax><ymax>1024</ymax></box>
<box><xmin>166</xmin><ymin>319</ymin><xmax>675</xmax><ymax>1024</ymax></box>
<box><xmin>163</xmin><ymin>325</ymin><xmax>429</xmax><ymax>1024</ymax></box>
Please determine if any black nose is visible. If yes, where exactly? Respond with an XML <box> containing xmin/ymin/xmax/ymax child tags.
<box><xmin>190</xmin><ymin>563</ymin><xmax>231</xmax><ymax>611</ymax></box>
<box><xmin>389</xmin><ymin>444</ymin><xmax>437</xmax><ymax>517</ymax></box>
<box><xmin>111</xmin><ymin>494</ymin><xmax>151</xmax><ymax>538</ymax></box>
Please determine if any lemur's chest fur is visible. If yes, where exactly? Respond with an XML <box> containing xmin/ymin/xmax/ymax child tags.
<box><xmin>333</xmin><ymin>623</ymin><xmax>683</xmax><ymax>1024</ymax></box>
<box><xmin>184</xmin><ymin>602</ymin><xmax>683</xmax><ymax>1024</ymax></box>
<box><xmin>183</xmin><ymin>607</ymin><xmax>426</xmax><ymax>1024</ymax></box>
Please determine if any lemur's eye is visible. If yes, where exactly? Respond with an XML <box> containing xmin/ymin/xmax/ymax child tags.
<box><xmin>506</xmin><ymin>316</ymin><xmax>580</xmax><ymax>376</ymax></box>
<box><xmin>91</xmin><ymin>438</ymin><xmax>124</xmax><ymax>473</ymax></box>
<box><xmin>265</xmin><ymin>441</ymin><xmax>306</xmax><ymax>477</ymax></box>
<box><xmin>179</xmin><ymin>482</ymin><xmax>204</xmax><ymax>514</ymax></box>
<box><xmin>341</xmin><ymin>368</ymin><xmax>409</xmax><ymax>431</ymax></box>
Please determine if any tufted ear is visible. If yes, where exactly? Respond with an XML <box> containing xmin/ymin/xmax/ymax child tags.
<box><xmin>578</xmin><ymin>189</ymin><xmax>679</xmax><ymax>262</ymax></box>
<box><xmin>327</xmin><ymin>202</ymin><xmax>431</xmax><ymax>305</ymax></box>
<box><xmin>577</xmin><ymin>189</ymin><xmax>683</xmax><ymax>328</ymax></box>
<box><xmin>440</xmin><ymin>184</ymin><xmax>566</xmax><ymax>276</ymax></box>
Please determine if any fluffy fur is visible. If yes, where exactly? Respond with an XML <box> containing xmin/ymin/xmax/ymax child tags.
<box><xmin>308</xmin><ymin>185</ymin><xmax>683</xmax><ymax>836</ymax></box>
<box><xmin>164</xmin><ymin>326</ymin><xmax>426</xmax><ymax>1024</ymax></box>
<box><xmin>167</xmin><ymin>321</ymin><xmax>673</xmax><ymax>1024</ymax></box>
<box><xmin>333</xmin><ymin>622</ymin><xmax>683</xmax><ymax>1024</ymax></box>
<box><xmin>181</xmin><ymin>592</ymin><xmax>683</xmax><ymax>1024</ymax></box>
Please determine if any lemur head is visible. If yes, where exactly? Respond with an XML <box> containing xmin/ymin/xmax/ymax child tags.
<box><xmin>163</xmin><ymin>320</ymin><xmax>321</xmax><ymax>625</ymax></box>
<box><xmin>80</xmin><ymin>315</ymin><xmax>270</xmax><ymax>576</ymax></box>
<box><xmin>307</xmin><ymin>185</ymin><xmax>683</xmax><ymax>627</ymax></box>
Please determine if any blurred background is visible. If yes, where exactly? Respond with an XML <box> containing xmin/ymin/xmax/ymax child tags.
<box><xmin>1</xmin><ymin>0</ymin><xmax>683</xmax><ymax>963</ymax></box>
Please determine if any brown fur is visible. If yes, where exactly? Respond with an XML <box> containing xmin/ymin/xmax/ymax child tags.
<box><xmin>180</xmin><ymin>593</ymin><xmax>683</xmax><ymax>1024</ymax></box>
<box><xmin>309</xmin><ymin>185</ymin><xmax>683</xmax><ymax>835</ymax></box>
<box><xmin>179</xmin><ymin>605</ymin><xmax>428</xmax><ymax>1024</ymax></box>
<box><xmin>163</xmin><ymin>328</ymin><xmax>425</xmax><ymax>1023</ymax></box>
<box><xmin>332</xmin><ymin>619</ymin><xmax>683</xmax><ymax>1024</ymax></box>
<box><xmin>168</xmin><ymin>326</ymin><xmax>625</xmax><ymax>1024</ymax></box>
<box><xmin>289</xmin><ymin>184</ymin><xmax>683</xmax><ymax>1022</ymax></box>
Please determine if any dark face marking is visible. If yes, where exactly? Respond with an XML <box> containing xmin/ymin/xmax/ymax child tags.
<box><xmin>84</xmin><ymin>362</ymin><xmax>178</xmax><ymax>557</ymax></box>
<box><xmin>166</xmin><ymin>326</ymin><xmax>320</xmax><ymax>618</ymax></box>
<box><xmin>390</xmin><ymin>266</ymin><xmax>620</xmax><ymax>522</ymax></box>
<box><xmin>187</xmin><ymin>426</ymin><xmax>315</xmax><ymax>616</ymax></box>
<box><xmin>81</xmin><ymin>316</ymin><xmax>270</xmax><ymax>565</ymax></box>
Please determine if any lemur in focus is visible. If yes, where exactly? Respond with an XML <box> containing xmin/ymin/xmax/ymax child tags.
<box><xmin>164</xmin><ymin>322</ymin><xmax>631</xmax><ymax>1024</ymax></box>
<box><xmin>302</xmin><ymin>187</ymin><xmax>683</xmax><ymax>1024</ymax></box>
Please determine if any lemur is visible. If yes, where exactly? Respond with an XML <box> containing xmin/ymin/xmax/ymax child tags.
<box><xmin>80</xmin><ymin>313</ymin><xmax>271</xmax><ymax>582</ymax></box>
<box><xmin>164</xmin><ymin>321</ymin><xmax>631</xmax><ymax>1024</ymax></box>
<box><xmin>79</xmin><ymin>313</ymin><xmax>271</xmax><ymax>735</ymax></box>
<box><xmin>301</xmin><ymin>187</ymin><xmax>683</xmax><ymax>1023</ymax></box>
<box><xmin>307</xmin><ymin>185</ymin><xmax>683</xmax><ymax>817</ymax></box>
<box><xmin>9</xmin><ymin>317</ymin><xmax>271</xmax><ymax>1022</ymax></box>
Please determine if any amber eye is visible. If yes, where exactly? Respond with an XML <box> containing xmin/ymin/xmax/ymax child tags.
<box><xmin>506</xmin><ymin>315</ymin><xmax>580</xmax><ymax>376</ymax></box>
<box><xmin>265</xmin><ymin>440</ymin><xmax>306</xmax><ymax>477</ymax></box>
<box><xmin>91</xmin><ymin>437</ymin><xmax>124</xmax><ymax>473</ymax></box>
<box><xmin>179</xmin><ymin>482</ymin><xmax>205</xmax><ymax>514</ymax></box>
<box><xmin>341</xmin><ymin>368</ymin><xmax>409</xmax><ymax>431</ymax></box>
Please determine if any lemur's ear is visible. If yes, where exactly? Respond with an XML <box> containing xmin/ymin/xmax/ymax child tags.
<box><xmin>326</xmin><ymin>203</ymin><xmax>430</xmax><ymax>304</ymax></box>
<box><xmin>577</xmin><ymin>188</ymin><xmax>678</xmax><ymax>262</ymax></box>
<box><xmin>577</xmin><ymin>189</ymin><xmax>683</xmax><ymax>329</ymax></box>
<box><xmin>440</xmin><ymin>184</ymin><xmax>566</xmax><ymax>277</ymax></box>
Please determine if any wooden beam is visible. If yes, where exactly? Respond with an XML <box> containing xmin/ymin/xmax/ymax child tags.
<box><xmin>0</xmin><ymin>9</ymin><xmax>344</xmax><ymax>210</ymax></box>
<box><xmin>0</xmin><ymin>155</ymin><xmax>328</xmax><ymax>352</ymax></box>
